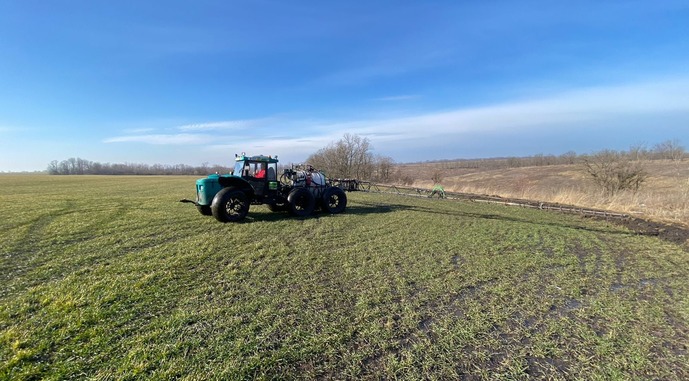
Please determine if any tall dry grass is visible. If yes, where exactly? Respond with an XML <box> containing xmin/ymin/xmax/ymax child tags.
<box><xmin>412</xmin><ymin>161</ymin><xmax>689</xmax><ymax>227</ymax></box>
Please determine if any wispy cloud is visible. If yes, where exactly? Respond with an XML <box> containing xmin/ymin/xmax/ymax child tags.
<box><xmin>104</xmin><ymin>133</ymin><xmax>211</xmax><ymax>145</ymax></box>
<box><xmin>205</xmin><ymin>134</ymin><xmax>339</xmax><ymax>164</ymax></box>
<box><xmin>122</xmin><ymin>127</ymin><xmax>157</xmax><ymax>134</ymax></box>
<box><xmin>108</xmin><ymin>77</ymin><xmax>689</xmax><ymax>148</ymax></box>
<box><xmin>102</xmin><ymin>76</ymin><xmax>689</xmax><ymax>163</ymax></box>
<box><xmin>104</xmin><ymin>117</ymin><xmax>278</xmax><ymax>145</ymax></box>
<box><xmin>316</xmin><ymin>76</ymin><xmax>689</xmax><ymax>140</ymax></box>
<box><xmin>177</xmin><ymin>119</ymin><xmax>270</xmax><ymax>132</ymax></box>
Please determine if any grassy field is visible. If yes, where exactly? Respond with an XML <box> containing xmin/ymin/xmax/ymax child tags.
<box><xmin>2</xmin><ymin>175</ymin><xmax>689</xmax><ymax>380</ymax></box>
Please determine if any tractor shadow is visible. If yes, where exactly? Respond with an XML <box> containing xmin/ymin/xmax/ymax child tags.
<box><xmin>243</xmin><ymin>200</ymin><xmax>402</xmax><ymax>223</ymax></box>
<box><xmin>343</xmin><ymin>200</ymin><xmax>405</xmax><ymax>215</ymax></box>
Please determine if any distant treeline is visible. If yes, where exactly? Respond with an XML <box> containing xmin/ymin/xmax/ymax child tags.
<box><xmin>47</xmin><ymin>158</ymin><xmax>232</xmax><ymax>175</ymax></box>
<box><xmin>412</xmin><ymin>139</ymin><xmax>686</xmax><ymax>170</ymax></box>
<box><xmin>47</xmin><ymin>139</ymin><xmax>685</xmax><ymax>176</ymax></box>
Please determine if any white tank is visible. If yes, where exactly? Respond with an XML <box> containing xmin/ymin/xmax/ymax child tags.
<box><xmin>310</xmin><ymin>172</ymin><xmax>326</xmax><ymax>186</ymax></box>
<box><xmin>295</xmin><ymin>170</ymin><xmax>326</xmax><ymax>187</ymax></box>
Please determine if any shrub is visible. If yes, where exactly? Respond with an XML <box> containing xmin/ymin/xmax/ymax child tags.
<box><xmin>582</xmin><ymin>150</ymin><xmax>648</xmax><ymax>196</ymax></box>
<box><xmin>431</xmin><ymin>170</ymin><xmax>444</xmax><ymax>185</ymax></box>
<box><xmin>653</xmin><ymin>139</ymin><xmax>686</xmax><ymax>161</ymax></box>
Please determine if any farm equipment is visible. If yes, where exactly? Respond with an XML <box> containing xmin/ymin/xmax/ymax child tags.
<box><xmin>180</xmin><ymin>154</ymin><xmax>347</xmax><ymax>222</ymax></box>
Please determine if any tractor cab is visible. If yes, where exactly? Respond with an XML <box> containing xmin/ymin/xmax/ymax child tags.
<box><xmin>233</xmin><ymin>154</ymin><xmax>279</xmax><ymax>196</ymax></box>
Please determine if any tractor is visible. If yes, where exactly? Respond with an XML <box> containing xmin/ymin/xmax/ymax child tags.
<box><xmin>180</xmin><ymin>154</ymin><xmax>347</xmax><ymax>222</ymax></box>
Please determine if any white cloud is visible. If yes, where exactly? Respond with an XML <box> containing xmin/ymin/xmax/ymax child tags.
<box><xmin>109</xmin><ymin>77</ymin><xmax>689</xmax><ymax>149</ymax></box>
<box><xmin>122</xmin><ymin>127</ymin><xmax>156</xmax><ymax>134</ymax></box>
<box><xmin>177</xmin><ymin>118</ymin><xmax>274</xmax><ymax>132</ymax></box>
<box><xmin>206</xmin><ymin>134</ymin><xmax>338</xmax><ymax>162</ymax></box>
<box><xmin>101</xmin><ymin>76</ymin><xmax>689</xmax><ymax>163</ymax></box>
<box><xmin>104</xmin><ymin>133</ymin><xmax>211</xmax><ymax>145</ymax></box>
<box><xmin>310</xmin><ymin>77</ymin><xmax>689</xmax><ymax>141</ymax></box>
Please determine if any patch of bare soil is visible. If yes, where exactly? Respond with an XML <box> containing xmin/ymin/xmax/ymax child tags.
<box><xmin>589</xmin><ymin>215</ymin><xmax>689</xmax><ymax>248</ymax></box>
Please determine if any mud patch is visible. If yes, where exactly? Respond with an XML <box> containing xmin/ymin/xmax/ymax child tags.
<box><xmin>563</xmin><ymin>298</ymin><xmax>582</xmax><ymax>311</ymax></box>
<box><xmin>589</xmin><ymin>215</ymin><xmax>689</xmax><ymax>248</ymax></box>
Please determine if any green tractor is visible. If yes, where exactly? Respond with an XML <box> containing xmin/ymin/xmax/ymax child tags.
<box><xmin>180</xmin><ymin>154</ymin><xmax>347</xmax><ymax>222</ymax></box>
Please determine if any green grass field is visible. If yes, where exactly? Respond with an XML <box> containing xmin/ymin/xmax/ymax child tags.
<box><xmin>2</xmin><ymin>175</ymin><xmax>688</xmax><ymax>380</ymax></box>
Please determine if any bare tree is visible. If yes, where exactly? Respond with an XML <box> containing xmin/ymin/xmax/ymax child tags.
<box><xmin>47</xmin><ymin>160</ymin><xmax>59</xmax><ymax>175</ymax></box>
<box><xmin>307</xmin><ymin>133</ymin><xmax>374</xmax><ymax>179</ymax></box>
<box><xmin>560</xmin><ymin>151</ymin><xmax>577</xmax><ymax>165</ymax></box>
<box><xmin>582</xmin><ymin>150</ymin><xmax>648</xmax><ymax>196</ymax></box>
<box><xmin>628</xmin><ymin>143</ymin><xmax>649</xmax><ymax>161</ymax></box>
<box><xmin>431</xmin><ymin>170</ymin><xmax>443</xmax><ymax>185</ymax></box>
<box><xmin>506</xmin><ymin>157</ymin><xmax>523</xmax><ymax>168</ymax></box>
<box><xmin>374</xmin><ymin>155</ymin><xmax>395</xmax><ymax>182</ymax></box>
<box><xmin>653</xmin><ymin>139</ymin><xmax>685</xmax><ymax>161</ymax></box>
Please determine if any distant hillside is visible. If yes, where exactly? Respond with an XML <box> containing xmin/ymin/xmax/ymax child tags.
<box><xmin>398</xmin><ymin>159</ymin><xmax>689</xmax><ymax>228</ymax></box>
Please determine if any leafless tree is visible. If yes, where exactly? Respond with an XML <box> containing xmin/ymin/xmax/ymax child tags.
<box><xmin>47</xmin><ymin>160</ymin><xmax>59</xmax><ymax>174</ymax></box>
<box><xmin>653</xmin><ymin>139</ymin><xmax>685</xmax><ymax>161</ymax></box>
<box><xmin>582</xmin><ymin>150</ymin><xmax>648</xmax><ymax>196</ymax></box>
<box><xmin>628</xmin><ymin>143</ymin><xmax>649</xmax><ymax>161</ymax></box>
<box><xmin>560</xmin><ymin>151</ymin><xmax>577</xmax><ymax>165</ymax></box>
<box><xmin>431</xmin><ymin>170</ymin><xmax>443</xmax><ymax>185</ymax></box>
<box><xmin>307</xmin><ymin>133</ymin><xmax>375</xmax><ymax>179</ymax></box>
<box><xmin>373</xmin><ymin>155</ymin><xmax>395</xmax><ymax>182</ymax></box>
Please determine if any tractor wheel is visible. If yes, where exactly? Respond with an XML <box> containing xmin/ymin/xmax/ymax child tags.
<box><xmin>211</xmin><ymin>188</ymin><xmax>250</xmax><ymax>222</ymax></box>
<box><xmin>322</xmin><ymin>187</ymin><xmax>347</xmax><ymax>214</ymax></box>
<box><xmin>287</xmin><ymin>188</ymin><xmax>315</xmax><ymax>217</ymax></box>
<box><xmin>197</xmin><ymin>204</ymin><xmax>212</xmax><ymax>216</ymax></box>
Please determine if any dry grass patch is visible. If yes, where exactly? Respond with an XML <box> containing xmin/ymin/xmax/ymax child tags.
<box><xmin>409</xmin><ymin>161</ymin><xmax>689</xmax><ymax>229</ymax></box>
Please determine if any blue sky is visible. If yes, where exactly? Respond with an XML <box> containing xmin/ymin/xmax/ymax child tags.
<box><xmin>1</xmin><ymin>0</ymin><xmax>688</xmax><ymax>171</ymax></box>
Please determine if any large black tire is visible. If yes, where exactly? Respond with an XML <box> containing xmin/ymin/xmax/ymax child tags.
<box><xmin>287</xmin><ymin>188</ymin><xmax>315</xmax><ymax>217</ymax></box>
<box><xmin>197</xmin><ymin>204</ymin><xmax>212</xmax><ymax>216</ymax></box>
<box><xmin>322</xmin><ymin>187</ymin><xmax>347</xmax><ymax>214</ymax></box>
<box><xmin>211</xmin><ymin>188</ymin><xmax>250</xmax><ymax>222</ymax></box>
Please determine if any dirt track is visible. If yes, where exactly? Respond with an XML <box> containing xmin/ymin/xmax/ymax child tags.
<box><xmin>602</xmin><ymin>216</ymin><xmax>689</xmax><ymax>247</ymax></box>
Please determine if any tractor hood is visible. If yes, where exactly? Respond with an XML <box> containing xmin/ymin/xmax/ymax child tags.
<box><xmin>195</xmin><ymin>174</ymin><xmax>254</xmax><ymax>206</ymax></box>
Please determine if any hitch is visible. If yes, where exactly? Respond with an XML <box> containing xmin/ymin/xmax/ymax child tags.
<box><xmin>179</xmin><ymin>199</ymin><xmax>199</xmax><ymax>206</ymax></box>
